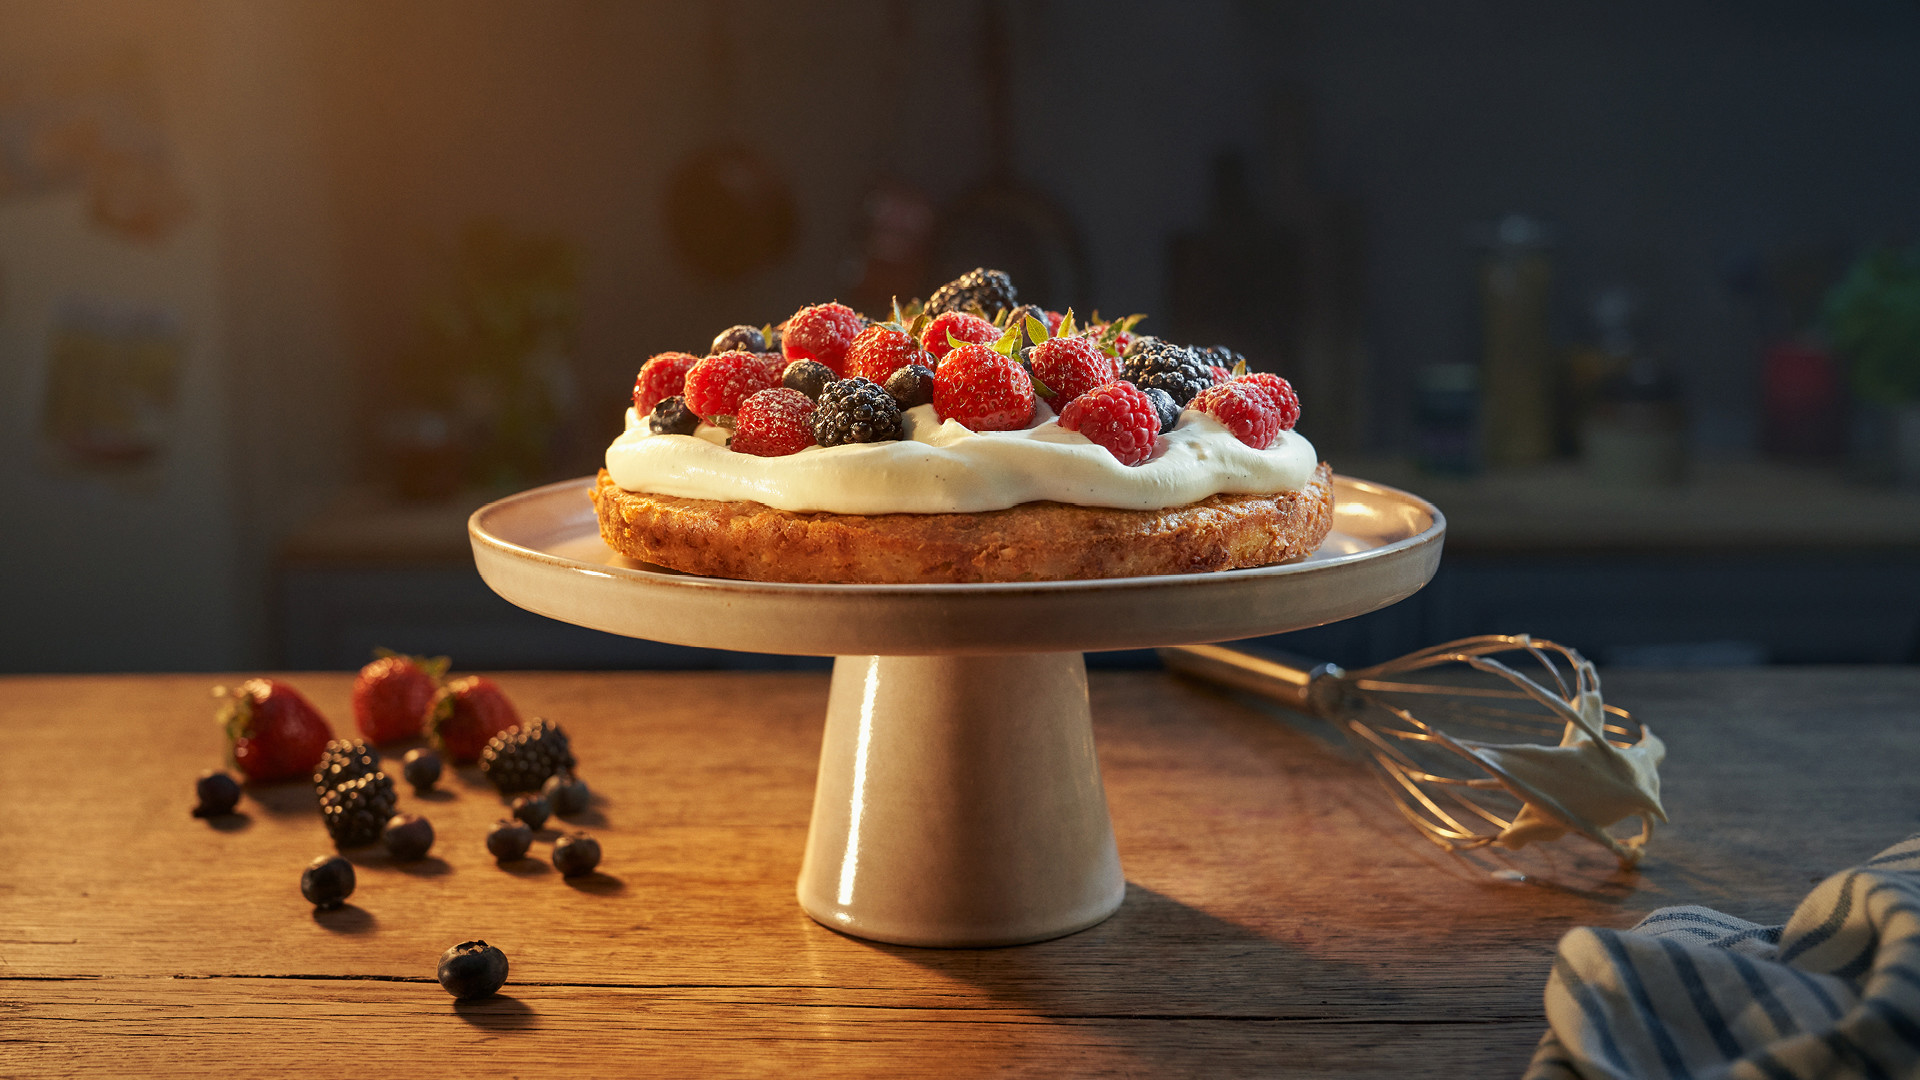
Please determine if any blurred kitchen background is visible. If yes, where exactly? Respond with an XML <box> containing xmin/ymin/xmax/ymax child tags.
<box><xmin>3</xmin><ymin>0</ymin><xmax>1919</xmax><ymax>674</ymax></box>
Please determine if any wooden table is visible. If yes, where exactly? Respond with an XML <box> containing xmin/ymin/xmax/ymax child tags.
<box><xmin>4</xmin><ymin>668</ymin><xmax>1916</xmax><ymax>1077</ymax></box>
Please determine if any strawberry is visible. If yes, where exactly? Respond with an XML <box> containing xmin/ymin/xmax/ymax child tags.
<box><xmin>932</xmin><ymin>343</ymin><xmax>1035</xmax><ymax>431</ymax></box>
<box><xmin>1058</xmin><ymin>381</ymin><xmax>1161</xmax><ymax>466</ymax></box>
<box><xmin>1191</xmin><ymin>381</ymin><xmax>1282</xmax><ymax>449</ymax></box>
<box><xmin>217</xmin><ymin>679</ymin><xmax>334</xmax><ymax>783</ymax></box>
<box><xmin>845</xmin><ymin>324</ymin><xmax>934</xmax><ymax>384</ymax></box>
<box><xmin>1235</xmin><ymin>372</ymin><xmax>1302</xmax><ymax>430</ymax></box>
<box><xmin>781</xmin><ymin>302</ymin><xmax>866</xmax><ymax>376</ymax></box>
<box><xmin>427</xmin><ymin>675</ymin><xmax>522</xmax><ymax>764</ymax></box>
<box><xmin>684</xmin><ymin>350</ymin><xmax>780</xmax><ymax>422</ymax></box>
<box><xmin>1028</xmin><ymin>334</ymin><xmax>1118</xmax><ymax>409</ymax></box>
<box><xmin>920</xmin><ymin>311</ymin><xmax>998</xmax><ymax>363</ymax></box>
<box><xmin>352</xmin><ymin>651</ymin><xmax>448</xmax><ymax>744</ymax></box>
<box><xmin>732</xmin><ymin>387</ymin><xmax>818</xmax><ymax>456</ymax></box>
<box><xmin>632</xmin><ymin>352</ymin><xmax>701</xmax><ymax>415</ymax></box>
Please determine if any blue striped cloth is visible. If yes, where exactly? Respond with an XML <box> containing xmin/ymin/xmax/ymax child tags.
<box><xmin>1525</xmin><ymin>835</ymin><xmax>1920</xmax><ymax>1079</ymax></box>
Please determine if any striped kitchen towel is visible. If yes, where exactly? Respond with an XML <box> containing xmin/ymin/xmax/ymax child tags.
<box><xmin>1525</xmin><ymin>834</ymin><xmax>1920</xmax><ymax>1080</ymax></box>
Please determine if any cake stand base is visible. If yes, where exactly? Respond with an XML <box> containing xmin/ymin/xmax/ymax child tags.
<box><xmin>796</xmin><ymin>652</ymin><xmax>1125</xmax><ymax>947</ymax></box>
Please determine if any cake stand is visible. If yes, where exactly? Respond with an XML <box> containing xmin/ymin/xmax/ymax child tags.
<box><xmin>469</xmin><ymin>475</ymin><xmax>1443</xmax><ymax>947</ymax></box>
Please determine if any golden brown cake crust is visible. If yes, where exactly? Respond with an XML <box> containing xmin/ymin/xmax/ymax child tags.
<box><xmin>590</xmin><ymin>462</ymin><xmax>1335</xmax><ymax>584</ymax></box>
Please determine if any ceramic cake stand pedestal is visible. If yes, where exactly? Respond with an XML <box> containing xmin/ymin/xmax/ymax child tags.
<box><xmin>470</xmin><ymin>476</ymin><xmax>1444</xmax><ymax>947</ymax></box>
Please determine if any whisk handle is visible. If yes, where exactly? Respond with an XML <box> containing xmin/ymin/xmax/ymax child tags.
<box><xmin>1156</xmin><ymin>644</ymin><xmax>1343</xmax><ymax>717</ymax></box>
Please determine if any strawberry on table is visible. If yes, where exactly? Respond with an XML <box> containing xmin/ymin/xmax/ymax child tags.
<box><xmin>427</xmin><ymin>676</ymin><xmax>522</xmax><ymax>764</ymax></box>
<box><xmin>352</xmin><ymin>650</ymin><xmax>447</xmax><ymax>744</ymax></box>
<box><xmin>217</xmin><ymin>679</ymin><xmax>334</xmax><ymax>783</ymax></box>
<box><xmin>781</xmin><ymin>302</ymin><xmax>866</xmax><ymax>376</ymax></box>
<box><xmin>932</xmin><ymin>343</ymin><xmax>1036</xmax><ymax>431</ymax></box>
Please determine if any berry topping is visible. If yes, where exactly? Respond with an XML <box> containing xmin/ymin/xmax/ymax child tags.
<box><xmin>486</xmin><ymin>819</ymin><xmax>533</xmax><ymax>861</ymax></box>
<box><xmin>382</xmin><ymin>813</ymin><xmax>435</xmax><ymax>861</ymax></box>
<box><xmin>192</xmin><ymin>770</ymin><xmax>241</xmax><ymax>818</ymax></box>
<box><xmin>932</xmin><ymin>343</ymin><xmax>1036</xmax><ymax>431</ymax></box>
<box><xmin>320</xmin><ymin>772</ymin><xmax>398</xmax><ymax>848</ymax></box>
<box><xmin>511</xmin><ymin>793</ymin><xmax>551</xmax><ymax>831</ymax></box>
<box><xmin>1028</xmin><ymin>334</ymin><xmax>1117</xmax><ymax>408</ymax></box>
<box><xmin>437</xmin><ymin>940</ymin><xmax>509</xmax><ymax>1001</ymax></box>
<box><xmin>351</xmin><ymin>652</ymin><xmax>444</xmax><ymax>744</ymax></box>
<box><xmin>1191</xmin><ymin>380</ymin><xmax>1284</xmax><ymax>449</ymax></box>
<box><xmin>926</xmin><ymin>267</ymin><xmax>1018</xmax><ymax>319</ymax></box>
<box><xmin>1142</xmin><ymin>386</ymin><xmax>1181</xmax><ymax>434</ymax></box>
<box><xmin>1058</xmin><ymin>381</ymin><xmax>1162</xmax><ymax>466</ymax></box>
<box><xmin>402</xmin><ymin>748</ymin><xmax>442</xmax><ymax>792</ymax></box>
<box><xmin>1119</xmin><ymin>338</ymin><xmax>1212</xmax><ymax>408</ymax></box>
<box><xmin>542</xmin><ymin>771</ymin><xmax>590</xmax><ymax>816</ymax></box>
<box><xmin>781</xmin><ymin>359</ymin><xmax>836</xmax><ymax>400</ymax></box>
<box><xmin>300</xmin><ymin>854</ymin><xmax>355</xmax><ymax>909</ymax></box>
<box><xmin>920</xmin><ymin>310</ymin><xmax>998</xmax><ymax>363</ymax></box>
<box><xmin>1234</xmin><ymin>371</ymin><xmax>1302</xmax><ymax>430</ymax></box>
<box><xmin>478</xmin><ymin>717</ymin><xmax>577</xmax><ymax>793</ymax></box>
<box><xmin>1208</xmin><ymin>365</ymin><xmax>1231</xmax><ymax>384</ymax></box>
<box><xmin>811</xmin><ymin>378</ymin><xmax>904</xmax><ymax>446</ymax></box>
<box><xmin>709</xmin><ymin>324</ymin><xmax>767</xmax><ymax>354</ymax></box>
<box><xmin>217</xmin><ymin>679</ymin><xmax>333</xmax><ymax>784</ymax></box>
<box><xmin>313</xmin><ymin>738</ymin><xmax>381</xmax><ymax>797</ymax></box>
<box><xmin>883</xmin><ymin>363</ymin><xmax>935</xmax><ymax>408</ymax></box>
<box><xmin>427</xmin><ymin>676</ymin><xmax>521</xmax><ymax>764</ymax></box>
<box><xmin>632</xmin><ymin>352</ymin><xmax>701</xmax><ymax>415</ymax></box>
<box><xmin>731</xmin><ymin>387</ymin><xmax>819</xmax><ymax>457</ymax></box>
<box><xmin>683</xmin><ymin>351</ymin><xmax>780</xmax><ymax>422</ymax></box>
<box><xmin>1195</xmin><ymin>345</ymin><xmax>1247</xmax><ymax>370</ymax></box>
<box><xmin>846</xmin><ymin>323</ymin><xmax>935</xmax><ymax>384</ymax></box>
<box><xmin>648</xmin><ymin>395</ymin><xmax>700</xmax><ymax>436</ymax></box>
<box><xmin>781</xmin><ymin>302</ymin><xmax>866</xmax><ymax>376</ymax></box>
<box><xmin>552</xmin><ymin>832</ymin><xmax>603</xmax><ymax>878</ymax></box>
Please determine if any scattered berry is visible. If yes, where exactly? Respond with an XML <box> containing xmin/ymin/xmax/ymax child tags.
<box><xmin>351</xmin><ymin>653</ymin><xmax>443</xmax><ymax>744</ymax></box>
<box><xmin>427</xmin><ymin>676</ymin><xmax>522</xmax><ymax>764</ymax></box>
<box><xmin>438</xmin><ymin>940</ymin><xmax>509</xmax><ymax>1000</ymax></box>
<box><xmin>313</xmin><ymin>739</ymin><xmax>381</xmax><ymax>796</ymax></box>
<box><xmin>1234</xmin><ymin>371</ymin><xmax>1302</xmax><ymax>431</ymax></box>
<box><xmin>883</xmin><ymin>363</ymin><xmax>935</xmax><ymax>409</ymax></box>
<box><xmin>486</xmin><ymin>819</ymin><xmax>533</xmax><ymax>861</ymax></box>
<box><xmin>845</xmin><ymin>324</ymin><xmax>934</xmax><ymax>384</ymax></box>
<box><xmin>920</xmin><ymin>310</ymin><xmax>998</xmax><ymax>363</ymax></box>
<box><xmin>552</xmin><ymin>833</ymin><xmax>603</xmax><ymax>878</ymax></box>
<box><xmin>402</xmin><ymin>748</ymin><xmax>442</xmax><ymax>793</ymax></box>
<box><xmin>192</xmin><ymin>770</ymin><xmax>241</xmax><ymax>818</ymax></box>
<box><xmin>1191</xmin><ymin>381</ymin><xmax>1283</xmax><ymax>449</ymax></box>
<box><xmin>511</xmin><ymin>794</ymin><xmax>551</xmax><ymax>831</ymax></box>
<box><xmin>1120</xmin><ymin>339</ymin><xmax>1213</xmax><ymax>408</ymax></box>
<box><xmin>1058</xmin><ymin>381</ymin><xmax>1161</xmax><ymax>466</ymax></box>
<box><xmin>1028</xmin><ymin>334</ymin><xmax>1117</xmax><ymax>408</ymax></box>
<box><xmin>709</xmin><ymin>324</ymin><xmax>767</xmax><ymax>354</ymax></box>
<box><xmin>480</xmin><ymin>718</ymin><xmax>576</xmax><ymax>794</ymax></box>
<box><xmin>781</xmin><ymin>359</ymin><xmax>836</xmax><ymax>400</ymax></box>
<box><xmin>382</xmin><ymin>813</ymin><xmax>435</xmax><ymax>861</ymax></box>
<box><xmin>300</xmin><ymin>854</ymin><xmax>355</xmax><ymax>909</ymax></box>
<box><xmin>731</xmin><ymin>387</ymin><xmax>818</xmax><ymax>457</ymax></box>
<box><xmin>811</xmin><ymin>378</ymin><xmax>904</xmax><ymax>446</ymax></box>
<box><xmin>1142</xmin><ymin>386</ymin><xmax>1181</xmax><ymax>434</ymax></box>
<box><xmin>932</xmin><ymin>343</ymin><xmax>1036</xmax><ymax>431</ymax></box>
<box><xmin>542</xmin><ymin>772</ymin><xmax>590</xmax><ymax>816</ymax></box>
<box><xmin>925</xmin><ymin>267</ymin><xmax>1017</xmax><ymax>319</ymax></box>
<box><xmin>321</xmin><ymin>772</ymin><xmax>398</xmax><ymax>848</ymax></box>
<box><xmin>781</xmin><ymin>302</ymin><xmax>866</xmax><ymax>376</ymax></box>
<box><xmin>648</xmin><ymin>395</ymin><xmax>700</xmax><ymax>436</ymax></box>
<box><xmin>683</xmin><ymin>350</ymin><xmax>780</xmax><ymax>422</ymax></box>
<box><xmin>217</xmin><ymin>679</ymin><xmax>333</xmax><ymax>784</ymax></box>
<box><xmin>632</xmin><ymin>352</ymin><xmax>701</xmax><ymax>415</ymax></box>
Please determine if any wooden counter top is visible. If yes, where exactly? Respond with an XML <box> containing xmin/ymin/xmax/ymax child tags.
<box><xmin>4</xmin><ymin>668</ymin><xmax>1916</xmax><ymax>1076</ymax></box>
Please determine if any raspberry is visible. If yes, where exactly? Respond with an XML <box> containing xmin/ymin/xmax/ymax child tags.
<box><xmin>781</xmin><ymin>302</ymin><xmax>866</xmax><ymax>376</ymax></box>
<box><xmin>932</xmin><ymin>343</ymin><xmax>1036</xmax><ymax>431</ymax></box>
<box><xmin>683</xmin><ymin>350</ymin><xmax>779</xmax><ymax>421</ymax></box>
<box><xmin>632</xmin><ymin>352</ymin><xmax>700</xmax><ymax>414</ymax></box>
<box><xmin>1191</xmin><ymin>381</ymin><xmax>1282</xmax><ymax>449</ymax></box>
<box><xmin>845</xmin><ymin>324</ymin><xmax>934</xmax><ymax>384</ymax></box>
<box><xmin>1058</xmin><ymin>381</ymin><xmax>1161</xmax><ymax>466</ymax></box>
<box><xmin>1028</xmin><ymin>335</ymin><xmax>1117</xmax><ymax>408</ymax></box>
<box><xmin>812</xmin><ymin>378</ymin><xmax>904</xmax><ymax>446</ymax></box>
<box><xmin>732</xmin><ymin>387</ymin><xmax>818</xmax><ymax>456</ymax></box>
<box><xmin>1119</xmin><ymin>338</ymin><xmax>1212</xmax><ymax>407</ymax></box>
<box><xmin>926</xmin><ymin>267</ymin><xmax>1018</xmax><ymax>319</ymax></box>
<box><xmin>1234</xmin><ymin>372</ymin><xmax>1302</xmax><ymax>431</ymax></box>
<box><xmin>921</xmin><ymin>311</ymin><xmax>999</xmax><ymax>363</ymax></box>
<box><xmin>1209</xmin><ymin>365</ymin><xmax>1231</xmax><ymax>385</ymax></box>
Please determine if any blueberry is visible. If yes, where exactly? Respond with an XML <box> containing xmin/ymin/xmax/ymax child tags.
<box><xmin>510</xmin><ymin>794</ymin><xmax>550</xmax><ymax>831</ymax></box>
<box><xmin>882</xmin><ymin>363</ymin><xmax>935</xmax><ymax>409</ymax></box>
<box><xmin>402</xmin><ymin>748</ymin><xmax>442</xmax><ymax>793</ymax></box>
<box><xmin>648</xmin><ymin>395</ymin><xmax>700</xmax><ymax>436</ymax></box>
<box><xmin>382</xmin><ymin>813</ymin><xmax>435</xmax><ymax>861</ymax></box>
<box><xmin>710</xmin><ymin>324</ymin><xmax>766</xmax><ymax>354</ymax></box>
<box><xmin>552</xmin><ymin>832</ymin><xmax>602</xmax><ymax>878</ymax></box>
<box><xmin>436</xmin><ymin>940</ymin><xmax>509</xmax><ymax>1000</ymax></box>
<box><xmin>486</xmin><ymin>819</ymin><xmax>533</xmax><ymax>861</ymax></box>
<box><xmin>192</xmin><ymin>770</ymin><xmax>241</xmax><ymax>817</ymax></box>
<box><xmin>542</xmin><ymin>772</ymin><xmax>590</xmax><ymax>816</ymax></box>
<box><xmin>781</xmin><ymin>359</ymin><xmax>836</xmax><ymax>401</ymax></box>
<box><xmin>1142</xmin><ymin>386</ymin><xmax>1181</xmax><ymax>434</ymax></box>
<box><xmin>300</xmin><ymin>854</ymin><xmax>356</xmax><ymax>909</ymax></box>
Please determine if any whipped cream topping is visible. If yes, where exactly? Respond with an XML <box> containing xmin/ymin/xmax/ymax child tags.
<box><xmin>605</xmin><ymin>403</ymin><xmax>1318</xmax><ymax>515</ymax></box>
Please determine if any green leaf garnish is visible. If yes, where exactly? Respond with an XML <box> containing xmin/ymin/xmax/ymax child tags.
<box><xmin>1057</xmin><ymin>308</ymin><xmax>1077</xmax><ymax>339</ymax></box>
<box><xmin>990</xmin><ymin>322</ymin><xmax>1023</xmax><ymax>357</ymax></box>
<box><xmin>1025</xmin><ymin>314</ymin><xmax>1051</xmax><ymax>345</ymax></box>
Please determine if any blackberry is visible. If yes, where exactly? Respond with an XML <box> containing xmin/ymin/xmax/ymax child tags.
<box><xmin>926</xmin><ymin>268</ymin><xmax>1018</xmax><ymax>319</ymax></box>
<box><xmin>649</xmin><ymin>395</ymin><xmax>700</xmax><ymax>436</ymax></box>
<box><xmin>1120</xmin><ymin>339</ymin><xmax>1212</xmax><ymax>408</ymax></box>
<box><xmin>486</xmin><ymin>819</ymin><xmax>533</xmax><ymax>861</ymax></box>
<box><xmin>313</xmin><ymin>739</ymin><xmax>380</xmax><ymax>796</ymax></box>
<box><xmin>402</xmin><ymin>747</ymin><xmax>442</xmax><ymax>793</ymax></box>
<box><xmin>437</xmin><ymin>940</ymin><xmax>509</xmax><ymax>1000</ymax></box>
<box><xmin>552</xmin><ymin>833</ymin><xmax>602</xmax><ymax>878</ymax></box>
<box><xmin>811</xmin><ymin>378</ymin><xmax>903</xmax><ymax>446</ymax></box>
<box><xmin>319</xmin><ymin>772</ymin><xmax>398</xmax><ymax>848</ymax></box>
<box><xmin>542</xmin><ymin>771</ymin><xmax>590</xmax><ymax>816</ymax></box>
<box><xmin>781</xmin><ymin>359</ymin><xmax>836</xmax><ymax>401</ymax></box>
<box><xmin>300</xmin><ymin>854</ymin><xmax>356</xmax><ymax>909</ymax></box>
<box><xmin>1001</xmin><ymin>303</ymin><xmax>1046</xmax><ymax>343</ymax></box>
<box><xmin>511</xmin><ymin>793</ymin><xmax>550</xmax><ymax>831</ymax></box>
<box><xmin>1142</xmin><ymin>386</ymin><xmax>1182</xmax><ymax>434</ymax></box>
<box><xmin>382</xmin><ymin>813</ymin><xmax>435</xmax><ymax>861</ymax></box>
<box><xmin>193</xmin><ymin>770</ymin><xmax>241</xmax><ymax>818</ymax></box>
<box><xmin>479</xmin><ymin>718</ymin><xmax>576</xmax><ymax>793</ymax></box>
<box><xmin>710</xmin><ymin>323</ymin><xmax>766</xmax><ymax>354</ymax></box>
<box><xmin>1194</xmin><ymin>345</ymin><xmax>1246</xmax><ymax>371</ymax></box>
<box><xmin>882</xmin><ymin>363</ymin><xmax>935</xmax><ymax>409</ymax></box>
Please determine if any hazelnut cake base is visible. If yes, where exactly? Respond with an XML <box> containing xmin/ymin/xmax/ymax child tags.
<box><xmin>590</xmin><ymin>462</ymin><xmax>1334</xmax><ymax>585</ymax></box>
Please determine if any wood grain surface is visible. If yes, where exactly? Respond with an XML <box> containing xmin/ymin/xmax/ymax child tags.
<box><xmin>3</xmin><ymin>668</ymin><xmax>1916</xmax><ymax>1077</ymax></box>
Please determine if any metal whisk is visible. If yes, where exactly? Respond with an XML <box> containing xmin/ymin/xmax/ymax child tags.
<box><xmin>1160</xmin><ymin>635</ymin><xmax>1668</xmax><ymax>865</ymax></box>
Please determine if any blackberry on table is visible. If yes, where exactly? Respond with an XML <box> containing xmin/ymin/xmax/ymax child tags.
<box><xmin>883</xmin><ymin>363</ymin><xmax>935</xmax><ymax>409</ymax></box>
<box><xmin>781</xmin><ymin>359</ymin><xmax>836</xmax><ymax>401</ymax></box>
<box><xmin>710</xmin><ymin>324</ymin><xmax>767</xmax><ymax>354</ymax></box>
<box><xmin>926</xmin><ymin>268</ymin><xmax>1018</xmax><ymax>320</ymax></box>
<box><xmin>811</xmin><ymin>378</ymin><xmax>903</xmax><ymax>447</ymax></box>
<box><xmin>649</xmin><ymin>395</ymin><xmax>700</xmax><ymax>436</ymax></box>
<box><xmin>479</xmin><ymin>718</ymin><xmax>576</xmax><ymax>794</ymax></box>
<box><xmin>319</xmin><ymin>772</ymin><xmax>398</xmax><ymax>848</ymax></box>
<box><xmin>1120</xmin><ymin>339</ymin><xmax>1212</xmax><ymax>408</ymax></box>
<box><xmin>1142</xmin><ymin>386</ymin><xmax>1182</xmax><ymax>434</ymax></box>
<box><xmin>313</xmin><ymin>739</ymin><xmax>380</xmax><ymax>796</ymax></box>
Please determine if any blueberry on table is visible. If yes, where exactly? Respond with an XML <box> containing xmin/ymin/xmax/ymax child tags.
<box><xmin>401</xmin><ymin>748</ymin><xmax>441</xmax><ymax>792</ymax></box>
<box><xmin>300</xmin><ymin>854</ymin><xmax>356</xmax><ymax>909</ymax></box>
<box><xmin>192</xmin><ymin>770</ymin><xmax>241</xmax><ymax>817</ymax></box>
<box><xmin>510</xmin><ymin>794</ymin><xmax>550</xmax><ymax>831</ymax></box>
<box><xmin>437</xmin><ymin>940</ymin><xmax>509</xmax><ymax>1001</ymax></box>
<box><xmin>552</xmin><ymin>833</ymin><xmax>602</xmax><ymax>878</ymax></box>
<box><xmin>486</xmin><ymin>819</ymin><xmax>533</xmax><ymax>861</ymax></box>
<box><xmin>542</xmin><ymin>771</ymin><xmax>590</xmax><ymax>816</ymax></box>
<box><xmin>382</xmin><ymin>813</ymin><xmax>435</xmax><ymax>861</ymax></box>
